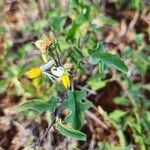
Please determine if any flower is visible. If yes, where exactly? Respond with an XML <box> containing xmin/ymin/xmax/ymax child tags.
<box><xmin>26</xmin><ymin>60</ymin><xmax>70</xmax><ymax>88</ymax></box>
<box><xmin>34</xmin><ymin>32</ymin><xmax>55</xmax><ymax>53</ymax></box>
<box><xmin>26</xmin><ymin>60</ymin><xmax>55</xmax><ymax>79</ymax></box>
<box><xmin>34</xmin><ymin>40</ymin><xmax>48</xmax><ymax>53</ymax></box>
<box><xmin>51</xmin><ymin>66</ymin><xmax>71</xmax><ymax>88</ymax></box>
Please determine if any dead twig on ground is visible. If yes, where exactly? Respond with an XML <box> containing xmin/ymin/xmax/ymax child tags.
<box><xmin>127</xmin><ymin>10</ymin><xmax>140</xmax><ymax>34</ymax></box>
<box><xmin>85</xmin><ymin>110</ymin><xmax>109</xmax><ymax>130</ymax></box>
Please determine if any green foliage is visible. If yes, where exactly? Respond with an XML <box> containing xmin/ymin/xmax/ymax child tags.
<box><xmin>18</xmin><ymin>90</ymin><xmax>92</xmax><ymax>140</ymax></box>
<box><xmin>129</xmin><ymin>0</ymin><xmax>141</xmax><ymax>9</ymax></box>
<box><xmin>67</xmin><ymin>23</ymin><xmax>80</xmax><ymax>40</ymax></box>
<box><xmin>114</xmin><ymin>97</ymin><xmax>130</xmax><ymax>106</ymax></box>
<box><xmin>98</xmin><ymin>141</ymin><xmax>122</xmax><ymax>150</ymax></box>
<box><xmin>123</xmin><ymin>116</ymin><xmax>147</xmax><ymax>150</ymax></box>
<box><xmin>51</xmin><ymin>16</ymin><xmax>66</xmax><ymax>32</ymax></box>
<box><xmin>89</xmin><ymin>50</ymin><xmax>128</xmax><ymax>74</ymax></box>
<box><xmin>109</xmin><ymin>110</ymin><xmax>128</xmax><ymax>124</ymax></box>
<box><xmin>87</xmin><ymin>73</ymin><xmax>106</xmax><ymax>90</ymax></box>
<box><xmin>107</xmin><ymin>109</ymin><xmax>150</xmax><ymax>150</ymax></box>
<box><xmin>18</xmin><ymin>96</ymin><xmax>59</xmax><ymax>113</ymax></box>
<box><xmin>134</xmin><ymin>33</ymin><xmax>144</xmax><ymax>45</ymax></box>
<box><xmin>67</xmin><ymin>0</ymin><xmax>91</xmax><ymax>40</ymax></box>
<box><xmin>100</xmin><ymin>16</ymin><xmax>118</xmax><ymax>25</ymax></box>
<box><xmin>0</xmin><ymin>0</ymin><xmax>149</xmax><ymax>148</ymax></box>
<box><xmin>115</xmin><ymin>0</ymin><xmax>142</xmax><ymax>9</ymax></box>
<box><xmin>0</xmin><ymin>80</ymin><xmax>8</xmax><ymax>94</ymax></box>
<box><xmin>55</xmin><ymin>118</ymin><xmax>86</xmax><ymax>141</ymax></box>
<box><xmin>64</xmin><ymin>90</ymin><xmax>92</xmax><ymax>129</ymax></box>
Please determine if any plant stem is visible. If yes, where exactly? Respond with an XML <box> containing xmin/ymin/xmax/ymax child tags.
<box><xmin>32</xmin><ymin>98</ymin><xmax>65</xmax><ymax>148</ymax></box>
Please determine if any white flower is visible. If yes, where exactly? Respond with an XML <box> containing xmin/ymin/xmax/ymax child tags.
<box><xmin>26</xmin><ymin>60</ymin><xmax>70</xmax><ymax>88</ymax></box>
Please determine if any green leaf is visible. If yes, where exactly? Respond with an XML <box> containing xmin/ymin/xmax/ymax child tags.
<box><xmin>109</xmin><ymin>110</ymin><xmax>128</xmax><ymax>124</ymax></box>
<box><xmin>87</xmin><ymin>73</ymin><xmax>106</xmax><ymax>90</ymax></box>
<box><xmin>114</xmin><ymin>97</ymin><xmax>130</xmax><ymax>106</ymax></box>
<box><xmin>64</xmin><ymin>90</ymin><xmax>92</xmax><ymax>129</ymax></box>
<box><xmin>134</xmin><ymin>33</ymin><xmax>144</xmax><ymax>45</ymax></box>
<box><xmin>52</xmin><ymin>16</ymin><xmax>66</xmax><ymax>32</ymax></box>
<box><xmin>98</xmin><ymin>141</ymin><xmax>122</xmax><ymax>150</ymax></box>
<box><xmin>123</xmin><ymin>46</ymin><xmax>134</xmax><ymax>57</ymax></box>
<box><xmin>55</xmin><ymin>118</ymin><xmax>86</xmax><ymax>141</ymax></box>
<box><xmin>71</xmin><ymin>0</ymin><xmax>81</xmax><ymax>8</ymax></box>
<box><xmin>124</xmin><ymin>116</ymin><xmax>142</xmax><ymax>133</ymax></box>
<box><xmin>90</xmin><ymin>51</ymin><xmax>128</xmax><ymax>74</ymax></box>
<box><xmin>67</xmin><ymin>23</ymin><xmax>80</xmax><ymax>40</ymax></box>
<box><xmin>0</xmin><ymin>80</ymin><xmax>8</xmax><ymax>94</ymax></box>
<box><xmin>67</xmin><ymin>5</ymin><xmax>91</xmax><ymax>41</ymax></box>
<box><xmin>100</xmin><ymin>16</ymin><xmax>118</xmax><ymax>26</ymax></box>
<box><xmin>0</xmin><ymin>27</ymin><xmax>6</xmax><ymax>33</ymax></box>
<box><xmin>129</xmin><ymin>0</ymin><xmax>141</xmax><ymax>9</ymax></box>
<box><xmin>117</xmin><ymin>129</ymin><xmax>126</xmax><ymax>148</ymax></box>
<box><xmin>18</xmin><ymin>96</ymin><xmax>59</xmax><ymax>113</ymax></box>
<box><xmin>70</xmin><ymin>47</ymin><xmax>85</xmax><ymax>71</ymax></box>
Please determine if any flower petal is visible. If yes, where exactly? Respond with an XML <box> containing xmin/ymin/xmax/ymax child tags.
<box><xmin>61</xmin><ymin>74</ymin><xmax>70</xmax><ymax>88</ymax></box>
<box><xmin>26</xmin><ymin>68</ymin><xmax>42</xmax><ymax>79</ymax></box>
<box><xmin>40</xmin><ymin>60</ymin><xmax>55</xmax><ymax>71</ymax></box>
<box><xmin>51</xmin><ymin>67</ymin><xmax>64</xmax><ymax>77</ymax></box>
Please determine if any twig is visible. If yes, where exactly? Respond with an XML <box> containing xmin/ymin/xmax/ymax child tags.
<box><xmin>55</xmin><ymin>43</ymin><xmax>61</xmax><ymax>66</ymax></box>
<box><xmin>101</xmin><ymin>0</ymin><xmax>106</xmax><ymax>14</ymax></box>
<box><xmin>127</xmin><ymin>10</ymin><xmax>140</xmax><ymax>34</ymax></box>
<box><xmin>13</xmin><ymin>34</ymin><xmax>38</xmax><ymax>45</ymax></box>
<box><xmin>77</xmin><ymin>85</ymin><xmax>97</xmax><ymax>96</ymax></box>
<box><xmin>5</xmin><ymin>0</ymin><xmax>18</xmax><ymax>4</ymax></box>
<box><xmin>85</xmin><ymin>110</ymin><xmax>109</xmax><ymax>130</ymax></box>
<box><xmin>89</xmin><ymin>135</ymin><xmax>96</xmax><ymax>150</ymax></box>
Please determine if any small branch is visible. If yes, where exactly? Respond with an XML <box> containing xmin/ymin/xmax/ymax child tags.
<box><xmin>89</xmin><ymin>135</ymin><xmax>96</xmax><ymax>150</ymax></box>
<box><xmin>85</xmin><ymin>110</ymin><xmax>109</xmax><ymax>130</ymax></box>
<box><xmin>48</xmin><ymin>48</ymin><xmax>59</xmax><ymax>67</ymax></box>
<box><xmin>5</xmin><ymin>0</ymin><xmax>18</xmax><ymax>4</ymax></box>
<box><xmin>32</xmin><ymin>99</ymin><xmax>64</xmax><ymax>148</ymax></box>
<box><xmin>13</xmin><ymin>34</ymin><xmax>38</xmax><ymax>45</ymax></box>
<box><xmin>127</xmin><ymin>10</ymin><xmax>140</xmax><ymax>34</ymax></box>
<box><xmin>55</xmin><ymin>43</ymin><xmax>61</xmax><ymax>66</ymax></box>
<box><xmin>77</xmin><ymin>85</ymin><xmax>97</xmax><ymax>96</ymax></box>
<box><xmin>101</xmin><ymin>0</ymin><xmax>106</xmax><ymax>14</ymax></box>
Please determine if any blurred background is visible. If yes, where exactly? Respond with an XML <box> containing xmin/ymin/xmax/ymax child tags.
<box><xmin>0</xmin><ymin>0</ymin><xmax>149</xmax><ymax>149</ymax></box>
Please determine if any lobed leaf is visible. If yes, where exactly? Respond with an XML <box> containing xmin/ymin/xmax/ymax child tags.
<box><xmin>64</xmin><ymin>90</ymin><xmax>92</xmax><ymax>129</ymax></box>
<box><xmin>90</xmin><ymin>51</ymin><xmax>128</xmax><ymax>74</ymax></box>
<box><xmin>55</xmin><ymin>118</ymin><xmax>86</xmax><ymax>141</ymax></box>
<box><xmin>18</xmin><ymin>96</ymin><xmax>59</xmax><ymax>113</ymax></box>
